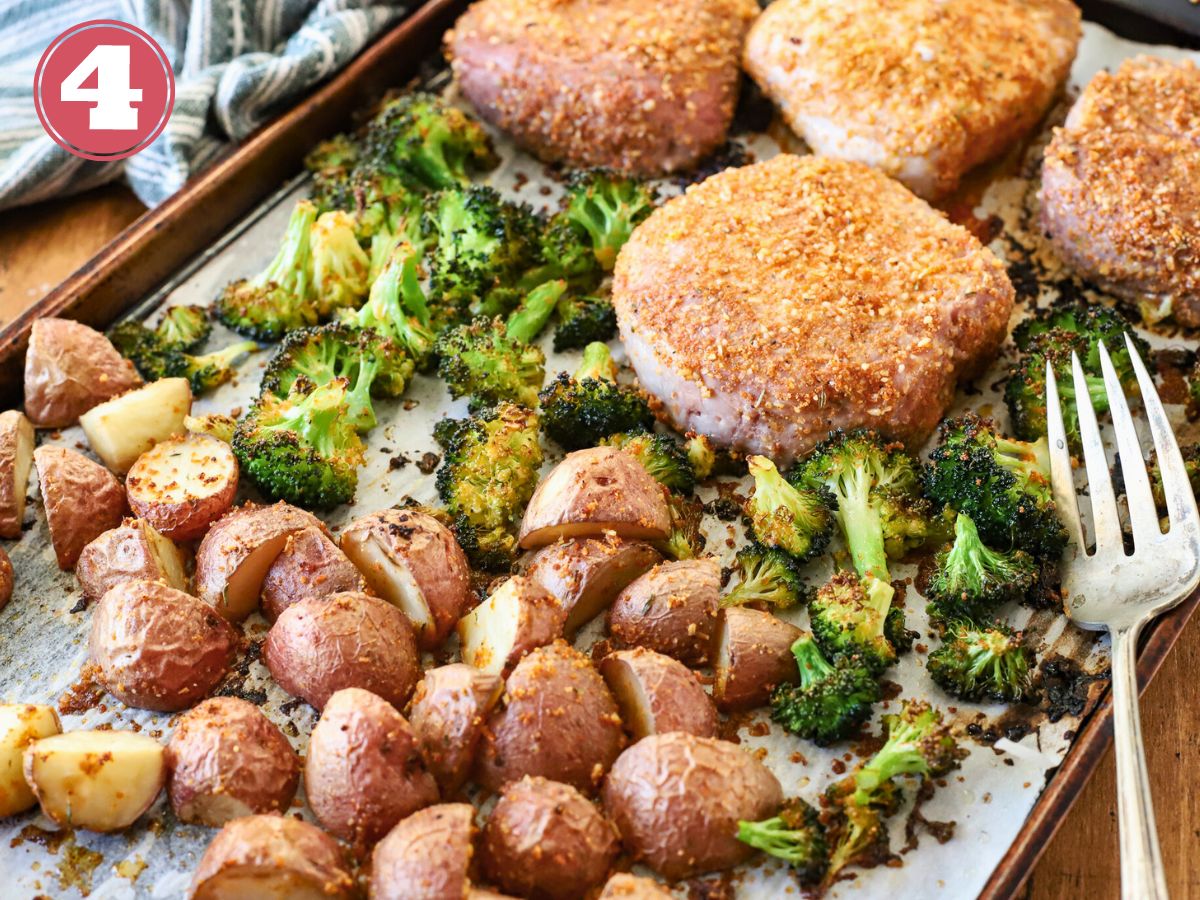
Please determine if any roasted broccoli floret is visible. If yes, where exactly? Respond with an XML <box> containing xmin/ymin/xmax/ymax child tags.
<box><xmin>1005</xmin><ymin>303</ymin><xmax>1148</xmax><ymax>449</ymax></box>
<box><xmin>928</xmin><ymin>621</ymin><xmax>1036</xmax><ymax>703</ymax></box>
<box><xmin>924</xmin><ymin>512</ymin><xmax>1038</xmax><ymax>625</ymax></box>
<box><xmin>184</xmin><ymin>413</ymin><xmax>237</xmax><ymax>443</ymax></box>
<box><xmin>550</xmin><ymin>294</ymin><xmax>617</xmax><ymax>352</ymax></box>
<box><xmin>770</xmin><ymin>634</ymin><xmax>880</xmax><ymax>745</ymax></box>
<box><xmin>849</xmin><ymin>699</ymin><xmax>964</xmax><ymax>806</ymax></box>
<box><xmin>505</xmin><ymin>278</ymin><xmax>569</xmax><ymax>345</ymax></box>
<box><xmin>721</xmin><ymin>545</ymin><xmax>806</xmax><ymax>610</ymax></box>
<box><xmin>233</xmin><ymin>380</ymin><xmax>365</xmax><ymax>509</ymax></box>
<box><xmin>685</xmin><ymin>433</ymin><xmax>718</xmax><ymax>481</ymax></box>
<box><xmin>347</xmin><ymin>243</ymin><xmax>438</xmax><ymax>370</ymax></box>
<box><xmin>808</xmin><ymin>570</ymin><xmax>900</xmax><ymax>673</ymax></box>
<box><xmin>1131</xmin><ymin>442</ymin><xmax>1200</xmax><ymax>515</ymax></box>
<box><xmin>599</xmin><ymin>432</ymin><xmax>695</xmax><ymax>493</ymax></box>
<box><xmin>350</xmin><ymin>164</ymin><xmax>430</xmax><ymax>281</ymax></box>
<box><xmin>554</xmin><ymin>169</ymin><xmax>657</xmax><ymax>272</ymax></box>
<box><xmin>743</xmin><ymin>455</ymin><xmax>836</xmax><ymax>564</ymax></box>
<box><xmin>820</xmin><ymin>793</ymin><xmax>891</xmax><ymax>889</ymax></box>
<box><xmin>662</xmin><ymin>492</ymin><xmax>707</xmax><ymax>561</ymax></box>
<box><xmin>923</xmin><ymin>413</ymin><xmax>1066</xmax><ymax>558</ymax></box>
<box><xmin>362</xmin><ymin>92</ymin><xmax>497</xmax><ymax>190</ymax></box>
<box><xmin>737</xmin><ymin>798</ymin><xmax>828</xmax><ymax>886</ymax></box>
<box><xmin>156</xmin><ymin>305</ymin><xmax>211</xmax><ymax>350</ymax></box>
<box><xmin>108</xmin><ymin>321</ymin><xmax>257</xmax><ymax>395</ymax></box>
<box><xmin>435</xmin><ymin>402</ymin><xmax>543</xmax><ymax>569</ymax></box>
<box><xmin>539</xmin><ymin>342</ymin><xmax>655</xmax><ymax>450</ymax></box>
<box><xmin>305</xmin><ymin>133</ymin><xmax>360</xmax><ymax>214</ymax></box>
<box><xmin>310</xmin><ymin>210</ymin><xmax>371</xmax><ymax>316</ymax></box>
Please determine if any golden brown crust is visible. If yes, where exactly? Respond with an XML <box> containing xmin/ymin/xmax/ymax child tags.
<box><xmin>125</xmin><ymin>433</ymin><xmax>238</xmax><ymax>542</ymax></box>
<box><xmin>34</xmin><ymin>446</ymin><xmax>128</xmax><ymax>570</ymax></box>
<box><xmin>370</xmin><ymin>803</ymin><xmax>478</xmax><ymax>900</ymax></box>
<box><xmin>446</xmin><ymin>0</ymin><xmax>757</xmax><ymax>174</ymax></box>
<box><xmin>1040</xmin><ymin>56</ymin><xmax>1200</xmax><ymax>323</ymax></box>
<box><xmin>23</xmin><ymin>318</ymin><xmax>141</xmax><ymax>429</ymax></box>
<box><xmin>607</xmin><ymin>559</ymin><xmax>721</xmax><ymax>666</ymax></box>
<box><xmin>612</xmin><ymin>154</ymin><xmax>1014</xmax><ymax>464</ymax></box>
<box><xmin>261</xmin><ymin>526</ymin><xmax>368</xmax><ymax>622</ymax></box>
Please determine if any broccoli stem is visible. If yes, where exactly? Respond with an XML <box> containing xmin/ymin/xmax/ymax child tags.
<box><xmin>852</xmin><ymin>716</ymin><xmax>934</xmax><ymax>806</ymax></box>
<box><xmin>191</xmin><ymin>340</ymin><xmax>258</xmax><ymax>372</ymax></box>
<box><xmin>943</xmin><ymin>513</ymin><xmax>1014</xmax><ymax>595</ymax></box>
<box><xmin>736</xmin><ymin>818</ymin><xmax>816</xmax><ymax>865</ymax></box>
<box><xmin>994</xmin><ymin>435</ymin><xmax>1050</xmax><ymax>489</ymax></box>
<box><xmin>505</xmin><ymin>279</ymin><xmax>567</xmax><ymax>344</ymax></box>
<box><xmin>345</xmin><ymin>353</ymin><xmax>379</xmax><ymax>432</ymax></box>
<box><xmin>256</xmin><ymin>201</ymin><xmax>316</xmax><ymax>295</ymax></box>
<box><xmin>834</xmin><ymin>468</ymin><xmax>891</xmax><ymax>587</ymax></box>
<box><xmin>575</xmin><ymin>341</ymin><xmax>619</xmax><ymax>383</ymax></box>
<box><xmin>792</xmin><ymin>635</ymin><xmax>835</xmax><ymax>690</ymax></box>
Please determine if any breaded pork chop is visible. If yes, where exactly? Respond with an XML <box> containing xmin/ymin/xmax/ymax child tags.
<box><xmin>445</xmin><ymin>0</ymin><xmax>757</xmax><ymax>175</ymax></box>
<box><xmin>743</xmin><ymin>0</ymin><xmax>1081</xmax><ymax>199</ymax></box>
<box><xmin>611</xmin><ymin>155</ymin><xmax>1014</xmax><ymax>464</ymax></box>
<box><xmin>1041</xmin><ymin>56</ymin><xmax>1200</xmax><ymax>325</ymax></box>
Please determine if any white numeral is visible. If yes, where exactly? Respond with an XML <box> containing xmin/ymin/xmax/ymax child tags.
<box><xmin>60</xmin><ymin>45</ymin><xmax>143</xmax><ymax>131</ymax></box>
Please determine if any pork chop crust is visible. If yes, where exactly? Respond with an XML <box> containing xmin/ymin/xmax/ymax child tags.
<box><xmin>743</xmin><ymin>0</ymin><xmax>1081</xmax><ymax>199</ymax></box>
<box><xmin>1040</xmin><ymin>56</ymin><xmax>1200</xmax><ymax>325</ymax></box>
<box><xmin>445</xmin><ymin>0</ymin><xmax>758</xmax><ymax>175</ymax></box>
<box><xmin>611</xmin><ymin>154</ymin><xmax>1015</xmax><ymax>464</ymax></box>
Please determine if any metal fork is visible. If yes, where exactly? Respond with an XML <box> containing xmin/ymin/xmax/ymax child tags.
<box><xmin>1045</xmin><ymin>335</ymin><xmax>1200</xmax><ymax>900</ymax></box>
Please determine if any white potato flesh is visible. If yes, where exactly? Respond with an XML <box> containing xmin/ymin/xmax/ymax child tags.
<box><xmin>145</xmin><ymin>522</ymin><xmax>189</xmax><ymax>591</ymax></box>
<box><xmin>0</xmin><ymin>704</ymin><xmax>61</xmax><ymax>817</ymax></box>
<box><xmin>0</xmin><ymin>410</ymin><xmax>34</xmax><ymax>539</ymax></box>
<box><xmin>126</xmin><ymin>433</ymin><xmax>238</xmax><ymax>540</ymax></box>
<box><xmin>458</xmin><ymin>577</ymin><xmax>564</xmax><ymax>677</ymax></box>
<box><xmin>23</xmin><ymin>730</ymin><xmax>165</xmax><ymax>831</ymax></box>
<box><xmin>340</xmin><ymin>535</ymin><xmax>432</xmax><ymax>633</ymax></box>
<box><xmin>80</xmin><ymin>378</ymin><xmax>192</xmax><ymax>474</ymax></box>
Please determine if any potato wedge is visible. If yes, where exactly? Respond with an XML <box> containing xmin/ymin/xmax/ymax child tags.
<box><xmin>35</xmin><ymin>445</ymin><xmax>127</xmax><ymax>570</ymax></box>
<box><xmin>518</xmin><ymin>447</ymin><xmax>671</xmax><ymax>549</ymax></box>
<box><xmin>0</xmin><ymin>547</ymin><xmax>11</xmax><ymax>611</ymax></box>
<box><xmin>0</xmin><ymin>410</ymin><xmax>34</xmax><ymax>538</ymax></box>
<box><xmin>601</xmin><ymin>732</ymin><xmax>782</xmax><ymax>880</ymax></box>
<box><xmin>23</xmin><ymin>729</ymin><xmax>165</xmax><ymax>832</ymax></box>
<box><xmin>476</xmin><ymin>641</ymin><xmax>624</xmax><ymax>795</ymax></box>
<box><xmin>194</xmin><ymin>502</ymin><xmax>324</xmax><ymax>621</ymax></box>
<box><xmin>0</xmin><ymin>703</ymin><xmax>61</xmax><ymax>817</ymax></box>
<box><xmin>712</xmin><ymin>607</ymin><xmax>803</xmax><ymax>712</ymax></box>
<box><xmin>458</xmin><ymin>576</ymin><xmax>565</xmax><ymax>677</ymax></box>
<box><xmin>261</xmin><ymin>526</ymin><xmax>367</xmax><ymax>621</ymax></box>
<box><xmin>23</xmin><ymin>318</ymin><xmax>141</xmax><ymax>428</ymax></box>
<box><xmin>525</xmin><ymin>535</ymin><xmax>661</xmax><ymax>636</ymax></box>
<box><xmin>371</xmin><ymin>803</ymin><xmax>478</xmax><ymax>900</ymax></box>
<box><xmin>600</xmin><ymin>648</ymin><xmax>717</xmax><ymax>741</ymax></box>
<box><xmin>80</xmin><ymin>377</ymin><xmax>192</xmax><ymax>474</ymax></box>
<box><xmin>409</xmin><ymin>663</ymin><xmax>502</xmax><ymax>796</ymax></box>
<box><xmin>340</xmin><ymin>508</ymin><xmax>472</xmax><ymax>650</ymax></box>
<box><xmin>76</xmin><ymin>518</ymin><xmax>189</xmax><ymax>604</ymax></box>
<box><xmin>90</xmin><ymin>580</ymin><xmax>239</xmax><ymax>711</ymax></box>
<box><xmin>190</xmin><ymin>814</ymin><xmax>356</xmax><ymax>900</ymax></box>
<box><xmin>599</xmin><ymin>874</ymin><xmax>674</xmax><ymax>899</ymax></box>
<box><xmin>167</xmin><ymin>697</ymin><xmax>300</xmax><ymax>826</ymax></box>
<box><xmin>305</xmin><ymin>687</ymin><xmax>439</xmax><ymax>851</ymax></box>
<box><xmin>607</xmin><ymin>558</ymin><xmax>721</xmax><ymax>666</ymax></box>
<box><xmin>264</xmin><ymin>591</ymin><xmax>420</xmax><ymax>711</ymax></box>
<box><xmin>126</xmin><ymin>432</ymin><xmax>238</xmax><ymax>540</ymax></box>
<box><xmin>481</xmin><ymin>775</ymin><xmax>619</xmax><ymax>900</ymax></box>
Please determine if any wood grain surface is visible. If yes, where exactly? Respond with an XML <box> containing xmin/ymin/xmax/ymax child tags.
<box><xmin>0</xmin><ymin>186</ymin><xmax>1198</xmax><ymax>899</ymax></box>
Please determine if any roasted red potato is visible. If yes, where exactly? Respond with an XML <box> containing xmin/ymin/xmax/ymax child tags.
<box><xmin>607</xmin><ymin>558</ymin><xmax>721</xmax><ymax>666</ymax></box>
<box><xmin>599</xmin><ymin>873</ymin><xmax>674</xmax><ymax>899</ymax></box>
<box><xmin>190</xmin><ymin>814</ymin><xmax>356</xmax><ymax>899</ymax></box>
<box><xmin>76</xmin><ymin>518</ymin><xmax>189</xmax><ymax>604</ymax></box>
<box><xmin>371</xmin><ymin>803</ymin><xmax>478</xmax><ymax>900</ymax></box>
<box><xmin>0</xmin><ymin>410</ymin><xmax>34</xmax><ymax>538</ymax></box>
<box><xmin>601</xmin><ymin>732</ymin><xmax>783</xmax><ymax>880</ymax></box>
<box><xmin>340</xmin><ymin>508</ymin><xmax>473</xmax><ymax>650</ymax></box>
<box><xmin>600</xmin><ymin>647</ymin><xmax>718</xmax><ymax>741</ymax></box>
<box><xmin>125</xmin><ymin>432</ymin><xmax>238</xmax><ymax>540</ymax></box>
<box><xmin>305</xmin><ymin>687</ymin><xmax>439</xmax><ymax>851</ymax></box>
<box><xmin>34</xmin><ymin>445</ymin><xmax>127</xmax><ymax>570</ymax></box>
<box><xmin>712</xmin><ymin>606</ymin><xmax>803</xmax><ymax>712</ymax></box>
<box><xmin>80</xmin><ymin>377</ymin><xmax>192</xmax><ymax>474</ymax></box>
<box><xmin>264</xmin><ymin>591</ymin><xmax>420</xmax><ymax>711</ymax></box>
<box><xmin>458</xmin><ymin>576</ymin><xmax>565</xmax><ymax>677</ymax></box>
<box><xmin>0</xmin><ymin>547</ymin><xmax>11</xmax><ymax>612</ymax></box>
<box><xmin>23</xmin><ymin>318</ymin><xmax>141</xmax><ymax>428</ymax></box>
<box><xmin>480</xmin><ymin>775</ymin><xmax>620</xmax><ymax>899</ymax></box>
<box><xmin>89</xmin><ymin>579</ymin><xmax>239</xmax><ymax>711</ymax></box>
<box><xmin>166</xmin><ymin>697</ymin><xmax>300</xmax><ymax>826</ymax></box>
<box><xmin>409</xmin><ymin>663</ymin><xmax>502</xmax><ymax>796</ymax></box>
<box><xmin>0</xmin><ymin>703</ymin><xmax>61</xmax><ymax>817</ymax></box>
<box><xmin>261</xmin><ymin>525</ymin><xmax>367</xmax><ymax>621</ymax></box>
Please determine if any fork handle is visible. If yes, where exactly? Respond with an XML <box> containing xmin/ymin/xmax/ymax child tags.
<box><xmin>1111</xmin><ymin>622</ymin><xmax>1169</xmax><ymax>900</ymax></box>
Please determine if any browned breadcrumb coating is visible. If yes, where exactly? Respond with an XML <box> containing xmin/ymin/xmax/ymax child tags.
<box><xmin>611</xmin><ymin>154</ymin><xmax>1015</xmax><ymax>464</ymax></box>
<box><xmin>744</xmin><ymin>0</ymin><xmax>1081</xmax><ymax>198</ymax></box>
<box><xmin>1040</xmin><ymin>56</ymin><xmax>1200</xmax><ymax>324</ymax></box>
<box><xmin>445</xmin><ymin>0</ymin><xmax>758</xmax><ymax>174</ymax></box>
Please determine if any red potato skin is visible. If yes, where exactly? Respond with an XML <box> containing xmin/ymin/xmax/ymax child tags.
<box><xmin>24</xmin><ymin>318</ymin><xmax>141</xmax><ymax>428</ymax></box>
<box><xmin>370</xmin><ymin>803</ymin><xmax>477</xmax><ymax>900</ymax></box>
<box><xmin>607</xmin><ymin>558</ymin><xmax>721</xmax><ymax>666</ymax></box>
<box><xmin>475</xmin><ymin>641</ymin><xmax>624</xmax><ymax>796</ymax></box>
<box><xmin>264</xmin><ymin>592</ymin><xmax>420</xmax><ymax>711</ymax></box>
<box><xmin>190</xmin><ymin>814</ymin><xmax>356</xmax><ymax>900</ymax></box>
<box><xmin>599</xmin><ymin>873</ymin><xmax>674</xmax><ymax>899</ymax></box>
<box><xmin>600</xmin><ymin>648</ymin><xmax>718</xmax><ymax>741</ymax></box>
<box><xmin>0</xmin><ymin>409</ymin><xmax>34</xmax><ymax>538</ymax></box>
<box><xmin>75</xmin><ymin>519</ymin><xmax>182</xmax><ymax>604</ymax></box>
<box><xmin>713</xmin><ymin>607</ymin><xmax>803</xmax><ymax>712</ymax></box>
<box><xmin>601</xmin><ymin>732</ymin><xmax>783</xmax><ymax>880</ymax></box>
<box><xmin>409</xmin><ymin>664</ymin><xmax>502</xmax><ymax>796</ymax></box>
<box><xmin>261</xmin><ymin>526</ymin><xmax>368</xmax><ymax>621</ymax></box>
<box><xmin>305</xmin><ymin>688</ymin><xmax>439</xmax><ymax>852</ymax></box>
<box><xmin>89</xmin><ymin>580</ymin><xmax>239</xmax><ymax>712</ymax></box>
<box><xmin>0</xmin><ymin>547</ymin><xmax>11</xmax><ymax>611</ymax></box>
<box><xmin>35</xmin><ymin>445</ymin><xmax>127</xmax><ymax>570</ymax></box>
<box><xmin>481</xmin><ymin>776</ymin><xmax>619</xmax><ymax>900</ymax></box>
<box><xmin>166</xmin><ymin>697</ymin><xmax>300</xmax><ymax>826</ymax></box>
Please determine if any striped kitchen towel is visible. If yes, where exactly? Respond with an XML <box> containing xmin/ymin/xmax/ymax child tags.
<box><xmin>0</xmin><ymin>0</ymin><xmax>405</xmax><ymax>211</ymax></box>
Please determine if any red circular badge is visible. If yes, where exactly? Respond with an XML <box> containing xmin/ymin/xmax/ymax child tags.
<box><xmin>34</xmin><ymin>19</ymin><xmax>175</xmax><ymax>162</ymax></box>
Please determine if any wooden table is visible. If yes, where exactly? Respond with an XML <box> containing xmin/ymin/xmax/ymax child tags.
<box><xmin>2</xmin><ymin>184</ymin><xmax>1199</xmax><ymax>899</ymax></box>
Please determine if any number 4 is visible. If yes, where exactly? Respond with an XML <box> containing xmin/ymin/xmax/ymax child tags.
<box><xmin>61</xmin><ymin>45</ymin><xmax>143</xmax><ymax>131</ymax></box>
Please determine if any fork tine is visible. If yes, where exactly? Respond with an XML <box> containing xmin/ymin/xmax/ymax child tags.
<box><xmin>1123</xmin><ymin>332</ymin><xmax>1200</xmax><ymax>529</ymax></box>
<box><xmin>1045</xmin><ymin>358</ymin><xmax>1085</xmax><ymax>549</ymax></box>
<box><xmin>1097</xmin><ymin>341</ymin><xmax>1160</xmax><ymax>546</ymax></box>
<box><xmin>1071</xmin><ymin>351</ymin><xmax>1124</xmax><ymax>553</ymax></box>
